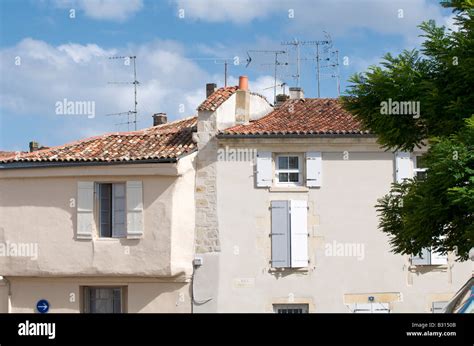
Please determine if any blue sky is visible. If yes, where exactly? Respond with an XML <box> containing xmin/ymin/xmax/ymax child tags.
<box><xmin>0</xmin><ymin>0</ymin><xmax>454</xmax><ymax>151</ymax></box>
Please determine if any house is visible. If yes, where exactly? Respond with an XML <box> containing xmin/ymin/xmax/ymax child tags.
<box><xmin>191</xmin><ymin>77</ymin><xmax>473</xmax><ymax>313</ymax></box>
<box><xmin>0</xmin><ymin>76</ymin><xmax>470</xmax><ymax>313</ymax></box>
<box><xmin>0</xmin><ymin>115</ymin><xmax>197</xmax><ymax>313</ymax></box>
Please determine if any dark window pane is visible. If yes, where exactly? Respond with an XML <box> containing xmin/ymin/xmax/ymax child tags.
<box><xmin>99</xmin><ymin>184</ymin><xmax>112</xmax><ymax>238</ymax></box>
<box><xmin>86</xmin><ymin>288</ymin><xmax>122</xmax><ymax>313</ymax></box>
<box><xmin>279</xmin><ymin>173</ymin><xmax>289</xmax><ymax>182</ymax></box>
<box><xmin>278</xmin><ymin>156</ymin><xmax>288</xmax><ymax>169</ymax></box>
<box><xmin>416</xmin><ymin>155</ymin><xmax>427</xmax><ymax>169</ymax></box>
<box><xmin>289</xmin><ymin>156</ymin><xmax>299</xmax><ymax>169</ymax></box>
<box><xmin>289</xmin><ymin>173</ymin><xmax>299</xmax><ymax>182</ymax></box>
<box><xmin>416</xmin><ymin>171</ymin><xmax>427</xmax><ymax>180</ymax></box>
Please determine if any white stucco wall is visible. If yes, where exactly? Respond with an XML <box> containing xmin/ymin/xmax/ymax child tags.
<box><xmin>0</xmin><ymin>155</ymin><xmax>196</xmax><ymax>278</ymax></box>
<box><xmin>194</xmin><ymin>138</ymin><xmax>472</xmax><ymax>312</ymax></box>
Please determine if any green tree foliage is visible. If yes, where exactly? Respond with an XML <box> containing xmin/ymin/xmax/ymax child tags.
<box><xmin>341</xmin><ymin>1</ymin><xmax>474</xmax><ymax>260</ymax></box>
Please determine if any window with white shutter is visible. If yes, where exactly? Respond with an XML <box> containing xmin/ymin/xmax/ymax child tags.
<box><xmin>256</xmin><ymin>151</ymin><xmax>273</xmax><ymax>187</ymax></box>
<box><xmin>395</xmin><ymin>151</ymin><xmax>413</xmax><ymax>183</ymax></box>
<box><xmin>290</xmin><ymin>200</ymin><xmax>309</xmax><ymax>267</ymax></box>
<box><xmin>126</xmin><ymin>181</ymin><xmax>144</xmax><ymax>239</ymax></box>
<box><xmin>77</xmin><ymin>181</ymin><xmax>94</xmax><ymax>239</ymax></box>
<box><xmin>306</xmin><ymin>151</ymin><xmax>322</xmax><ymax>187</ymax></box>
<box><xmin>270</xmin><ymin>200</ymin><xmax>308</xmax><ymax>268</ymax></box>
<box><xmin>275</xmin><ymin>155</ymin><xmax>302</xmax><ymax>186</ymax></box>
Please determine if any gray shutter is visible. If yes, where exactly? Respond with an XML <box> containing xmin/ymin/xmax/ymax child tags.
<box><xmin>126</xmin><ymin>181</ymin><xmax>144</xmax><ymax>239</ymax></box>
<box><xmin>411</xmin><ymin>247</ymin><xmax>431</xmax><ymax>265</ymax></box>
<box><xmin>113</xmin><ymin>183</ymin><xmax>126</xmax><ymax>238</ymax></box>
<box><xmin>77</xmin><ymin>181</ymin><xmax>94</xmax><ymax>239</ymax></box>
<box><xmin>271</xmin><ymin>200</ymin><xmax>290</xmax><ymax>268</ymax></box>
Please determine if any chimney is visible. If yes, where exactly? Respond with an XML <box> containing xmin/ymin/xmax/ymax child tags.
<box><xmin>275</xmin><ymin>94</ymin><xmax>289</xmax><ymax>107</ymax></box>
<box><xmin>235</xmin><ymin>76</ymin><xmax>250</xmax><ymax>124</ymax></box>
<box><xmin>238</xmin><ymin>76</ymin><xmax>248</xmax><ymax>91</ymax></box>
<box><xmin>206</xmin><ymin>83</ymin><xmax>217</xmax><ymax>98</ymax></box>
<box><xmin>289</xmin><ymin>87</ymin><xmax>304</xmax><ymax>100</ymax></box>
<box><xmin>152</xmin><ymin>113</ymin><xmax>167</xmax><ymax>126</ymax></box>
<box><xmin>29</xmin><ymin>141</ymin><xmax>39</xmax><ymax>152</ymax></box>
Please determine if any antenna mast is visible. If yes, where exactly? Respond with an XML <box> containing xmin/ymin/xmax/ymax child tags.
<box><xmin>107</xmin><ymin>56</ymin><xmax>139</xmax><ymax>130</ymax></box>
<box><xmin>246</xmin><ymin>50</ymin><xmax>287</xmax><ymax>104</ymax></box>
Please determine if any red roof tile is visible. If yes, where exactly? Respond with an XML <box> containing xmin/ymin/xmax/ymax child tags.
<box><xmin>1</xmin><ymin>117</ymin><xmax>197</xmax><ymax>165</ymax></box>
<box><xmin>220</xmin><ymin>98</ymin><xmax>370</xmax><ymax>136</ymax></box>
<box><xmin>0</xmin><ymin>151</ymin><xmax>21</xmax><ymax>160</ymax></box>
<box><xmin>197</xmin><ymin>86</ymin><xmax>238</xmax><ymax>112</ymax></box>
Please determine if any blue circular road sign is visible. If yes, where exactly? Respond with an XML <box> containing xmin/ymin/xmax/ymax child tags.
<box><xmin>36</xmin><ymin>299</ymin><xmax>50</xmax><ymax>313</ymax></box>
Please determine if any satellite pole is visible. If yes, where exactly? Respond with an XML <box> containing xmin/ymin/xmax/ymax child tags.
<box><xmin>107</xmin><ymin>56</ymin><xmax>139</xmax><ymax>130</ymax></box>
<box><xmin>281</xmin><ymin>38</ymin><xmax>302</xmax><ymax>87</ymax></box>
<box><xmin>316</xmin><ymin>43</ymin><xmax>320</xmax><ymax>98</ymax></box>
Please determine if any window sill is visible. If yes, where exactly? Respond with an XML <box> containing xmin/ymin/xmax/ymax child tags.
<box><xmin>408</xmin><ymin>264</ymin><xmax>448</xmax><ymax>272</ymax></box>
<box><xmin>268</xmin><ymin>267</ymin><xmax>310</xmax><ymax>273</ymax></box>
<box><xmin>269</xmin><ymin>186</ymin><xmax>309</xmax><ymax>193</ymax></box>
<box><xmin>94</xmin><ymin>237</ymin><xmax>125</xmax><ymax>241</ymax></box>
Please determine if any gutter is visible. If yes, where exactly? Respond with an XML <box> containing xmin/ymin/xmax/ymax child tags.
<box><xmin>217</xmin><ymin>133</ymin><xmax>376</xmax><ymax>139</ymax></box>
<box><xmin>0</xmin><ymin>157</ymin><xmax>178</xmax><ymax>170</ymax></box>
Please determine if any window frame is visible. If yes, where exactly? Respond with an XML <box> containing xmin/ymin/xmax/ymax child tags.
<box><xmin>95</xmin><ymin>182</ymin><xmax>127</xmax><ymax>239</ymax></box>
<box><xmin>414</xmin><ymin>155</ymin><xmax>428</xmax><ymax>180</ymax></box>
<box><xmin>82</xmin><ymin>286</ymin><xmax>126</xmax><ymax>313</ymax></box>
<box><xmin>274</xmin><ymin>154</ymin><xmax>303</xmax><ymax>187</ymax></box>
<box><xmin>411</xmin><ymin>247</ymin><xmax>448</xmax><ymax>266</ymax></box>
<box><xmin>273</xmin><ymin>304</ymin><xmax>309</xmax><ymax>314</ymax></box>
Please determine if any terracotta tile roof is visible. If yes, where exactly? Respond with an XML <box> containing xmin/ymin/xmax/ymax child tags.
<box><xmin>197</xmin><ymin>86</ymin><xmax>238</xmax><ymax>112</ymax></box>
<box><xmin>0</xmin><ymin>151</ymin><xmax>21</xmax><ymax>160</ymax></box>
<box><xmin>220</xmin><ymin>98</ymin><xmax>370</xmax><ymax>136</ymax></box>
<box><xmin>1</xmin><ymin>116</ymin><xmax>197</xmax><ymax>165</ymax></box>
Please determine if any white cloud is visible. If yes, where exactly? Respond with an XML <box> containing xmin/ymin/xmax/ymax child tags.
<box><xmin>0</xmin><ymin>38</ymin><xmax>209</xmax><ymax>144</ymax></box>
<box><xmin>175</xmin><ymin>0</ymin><xmax>451</xmax><ymax>42</ymax></box>
<box><xmin>176</xmin><ymin>0</ymin><xmax>276</xmax><ymax>24</ymax></box>
<box><xmin>0</xmin><ymin>37</ymin><xmax>277</xmax><ymax>147</ymax></box>
<box><xmin>54</xmin><ymin>0</ymin><xmax>143</xmax><ymax>21</ymax></box>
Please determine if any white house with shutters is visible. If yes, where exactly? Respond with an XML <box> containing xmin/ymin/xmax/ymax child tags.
<box><xmin>0</xmin><ymin>116</ymin><xmax>197</xmax><ymax>313</ymax></box>
<box><xmin>191</xmin><ymin>79</ymin><xmax>472</xmax><ymax>313</ymax></box>
<box><xmin>0</xmin><ymin>76</ymin><xmax>471</xmax><ymax>314</ymax></box>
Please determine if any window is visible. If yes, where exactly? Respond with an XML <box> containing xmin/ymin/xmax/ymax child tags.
<box><xmin>432</xmin><ymin>301</ymin><xmax>448</xmax><ymax>313</ymax></box>
<box><xmin>414</xmin><ymin>155</ymin><xmax>428</xmax><ymax>180</ymax></box>
<box><xmin>270</xmin><ymin>200</ymin><xmax>308</xmax><ymax>268</ymax></box>
<box><xmin>273</xmin><ymin>304</ymin><xmax>309</xmax><ymax>314</ymax></box>
<box><xmin>411</xmin><ymin>247</ymin><xmax>447</xmax><ymax>265</ymax></box>
<box><xmin>275</xmin><ymin>155</ymin><xmax>302</xmax><ymax>186</ymax></box>
<box><xmin>351</xmin><ymin>303</ymin><xmax>390</xmax><ymax>313</ymax></box>
<box><xmin>83</xmin><ymin>287</ymin><xmax>124</xmax><ymax>313</ymax></box>
<box><xmin>97</xmin><ymin>183</ymin><xmax>126</xmax><ymax>238</ymax></box>
<box><xmin>255</xmin><ymin>151</ymin><xmax>322</xmax><ymax>188</ymax></box>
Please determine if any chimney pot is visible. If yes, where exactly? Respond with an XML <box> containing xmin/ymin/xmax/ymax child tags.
<box><xmin>206</xmin><ymin>83</ymin><xmax>217</xmax><ymax>98</ymax></box>
<box><xmin>289</xmin><ymin>87</ymin><xmax>304</xmax><ymax>100</ymax></box>
<box><xmin>29</xmin><ymin>141</ymin><xmax>39</xmax><ymax>152</ymax></box>
<box><xmin>275</xmin><ymin>94</ymin><xmax>289</xmax><ymax>107</ymax></box>
<box><xmin>238</xmin><ymin>76</ymin><xmax>248</xmax><ymax>91</ymax></box>
<box><xmin>152</xmin><ymin>113</ymin><xmax>167</xmax><ymax>126</ymax></box>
